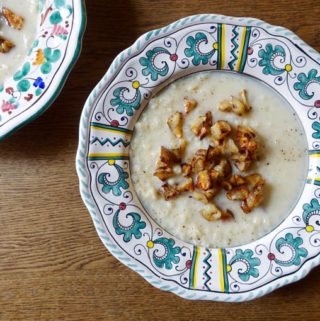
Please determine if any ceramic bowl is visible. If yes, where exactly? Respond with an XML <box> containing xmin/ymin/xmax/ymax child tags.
<box><xmin>77</xmin><ymin>14</ymin><xmax>320</xmax><ymax>302</ymax></box>
<box><xmin>0</xmin><ymin>0</ymin><xmax>86</xmax><ymax>140</ymax></box>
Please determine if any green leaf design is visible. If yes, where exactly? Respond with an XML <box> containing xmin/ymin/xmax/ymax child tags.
<box><xmin>54</xmin><ymin>0</ymin><xmax>66</xmax><ymax>7</ymax></box>
<box><xmin>41</xmin><ymin>62</ymin><xmax>52</xmax><ymax>74</ymax></box>
<box><xmin>17</xmin><ymin>80</ymin><xmax>30</xmax><ymax>92</ymax></box>
<box><xmin>50</xmin><ymin>11</ymin><xmax>63</xmax><ymax>24</ymax></box>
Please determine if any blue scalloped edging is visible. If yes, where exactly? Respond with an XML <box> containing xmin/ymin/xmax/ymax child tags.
<box><xmin>76</xmin><ymin>14</ymin><xmax>320</xmax><ymax>302</ymax></box>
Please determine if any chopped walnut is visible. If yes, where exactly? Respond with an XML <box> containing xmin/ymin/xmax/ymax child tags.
<box><xmin>241</xmin><ymin>185</ymin><xmax>264</xmax><ymax>213</ymax></box>
<box><xmin>214</xmin><ymin>159</ymin><xmax>232</xmax><ymax>179</ymax></box>
<box><xmin>231</xmin><ymin>151</ymin><xmax>252</xmax><ymax>172</ymax></box>
<box><xmin>159</xmin><ymin>146</ymin><xmax>181</xmax><ymax>164</ymax></box>
<box><xmin>181</xmin><ymin>163</ymin><xmax>192</xmax><ymax>177</ymax></box>
<box><xmin>204</xmin><ymin>187</ymin><xmax>220</xmax><ymax>200</ymax></box>
<box><xmin>153</xmin><ymin>166</ymin><xmax>173</xmax><ymax>181</ymax></box>
<box><xmin>176</xmin><ymin>177</ymin><xmax>194</xmax><ymax>193</ymax></box>
<box><xmin>184</xmin><ymin>98</ymin><xmax>198</xmax><ymax>114</ymax></box>
<box><xmin>229</xmin><ymin>174</ymin><xmax>247</xmax><ymax>187</ymax></box>
<box><xmin>161</xmin><ymin>183</ymin><xmax>178</xmax><ymax>200</ymax></box>
<box><xmin>191</xmin><ymin>112</ymin><xmax>213</xmax><ymax>139</ymax></box>
<box><xmin>226</xmin><ymin>185</ymin><xmax>249</xmax><ymax>201</ymax></box>
<box><xmin>221</xmin><ymin>137</ymin><xmax>239</xmax><ymax>156</ymax></box>
<box><xmin>207</xmin><ymin>145</ymin><xmax>223</xmax><ymax>163</ymax></box>
<box><xmin>201</xmin><ymin>203</ymin><xmax>233</xmax><ymax>222</ymax></box>
<box><xmin>236</xmin><ymin>125</ymin><xmax>258</xmax><ymax>155</ymax></box>
<box><xmin>201</xmin><ymin>203</ymin><xmax>222</xmax><ymax>221</ymax></box>
<box><xmin>245</xmin><ymin>173</ymin><xmax>265</xmax><ymax>189</ymax></box>
<box><xmin>191</xmin><ymin>149</ymin><xmax>207</xmax><ymax>173</ymax></box>
<box><xmin>211</xmin><ymin>120</ymin><xmax>232</xmax><ymax>141</ymax></box>
<box><xmin>218</xmin><ymin>90</ymin><xmax>251</xmax><ymax>116</ymax></box>
<box><xmin>2</xmin><ymin>7</ymin><xmax>24</xmax><ymax>30</ymax></box>
<box><xmin>193</xmin><ymin>191</ymin><xmax>209</xmax><ymax>204</ymax></box>
<box><xmin>0</xmin><ymin>36</ymin><xmax>14</xmax><ymax>53</ymax></box>
<box><xmin>196</xmin><ymin>170</ymin><xmax>212</xmax><ymax>191</ymax></box>
<box><xmin>167</xmin><ymin>112</ymin><xmax>183</xmax><ymax>138</ymax></box>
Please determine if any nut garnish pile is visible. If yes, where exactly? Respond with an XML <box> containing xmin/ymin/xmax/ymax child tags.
<box><xmin>0</xmin><ymin>7</ymin><xmax>24</xmax><ymax>53</ymax></box>
<box><xmin>153</xmin><ymin>90</ymin><xmax>266</xmax><ymax>222</ymax></box>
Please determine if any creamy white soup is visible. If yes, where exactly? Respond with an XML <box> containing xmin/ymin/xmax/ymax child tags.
<box><xmin>130</xmin><ymin>71</ymin><xmax>307</xmax><ymax>248</ymax></box>
<box><xmin>0</xmin><ymin>0</ymin><xmax>39</xmax><ymax>83</ymax></box>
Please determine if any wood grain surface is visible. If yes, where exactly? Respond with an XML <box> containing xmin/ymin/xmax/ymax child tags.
<box><xmin>0</xmin><ymin>1</ymin><xmax>320</xmax><ymax>320</ymax></box>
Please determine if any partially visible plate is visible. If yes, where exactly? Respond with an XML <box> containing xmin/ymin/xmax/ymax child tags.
<box><xmin>0</xmin><ymin>0</ymin><xmax>86</xmax><ymax>140</ymax></box>
<box><xmin>77</xmin><ymin>14</ymin><xmax>320</xmax><ymax>301</ymax></box>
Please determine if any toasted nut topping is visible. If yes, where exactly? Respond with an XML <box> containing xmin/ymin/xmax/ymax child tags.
<box><xmin>211</xmin><ymin>120</ymin><xmax>232</xmax><ymax>141</ymax></box>
<box><xmin>167</xmin><ymin>112</ymin><xmax>183</xmax><ymax>138</ymax></box>
<box><xmin>245</xmin><ymin>173</ymin><xmax>265</xmax><ymax>189</ymax></box>
<box><xmin>161</xmin><ymin>183</ymin><xmax>178</xmax><ymax>200</ymax></box>
<box><xmin>201</xmin><ymin>203</ymin><xmax>223</xmax><ymax>221</ymax></box>
<box><xmin>219</xmin><ymin>90</ymin><xmax>251</xmax><ymax>116</ymax></box>
<box><xmin>231</xmin><ymin>151</ymin><xmax>252</xmax><ymax>172</ymax></box>
<box><xmin>229</xmin><ymin>174</ymin><xmax>247</xmax><ymax>187</ymax></box>
<box><xmin>207</xmin><ymin>145</ymin><xmax>223</xmax><ymax>163</ymax></box>
<box><xmin>196</xmin><ymin>170</ymin><xmax>212</xmax><ymax>191</ymax></box>
<box><xmin>191</xmin><ymin>112</ymin><xmax>213</xmax><ymax>139</ymax></box>
<box><xmin>176</xmin><ymin>177</ymin><xmax>194</xmax><ymax>193</ymax></box>
<box><xmin>241</xmin><ymin>185</ymin><xmax>264</xmax><ymax>213</ymax></box>
<box><xmin>153</xmin><ymin>166</ymin><xmax>173</xmax><ymax>181</ymax></box>
<box><xmin>226</xmin><ymin>185</ymin><xmax>249</xmax><ymax>201</ymax></box>
<box><xmin>2</xmin><ymin>7</ymin><xmax>24</xmax><ymax>30</ymax></box>
<box><xmin>222</xmin><ymin>137</ymin><xmax>239</xmax><ymax>156</ymax></box>
<box><xmin>214</xmin><ymin>159</ymin><xmax>232</xmax><ymax>179</ymax></box>
<box><xmin>191</xmin><ymin>149</ymin><xmax>207</xmax><ymax>173</ymax></box>
<box><xmin>160</xmin><ymin>146</ymin><xmax>181</xmax><ymax>164</ymax></box>
<box><xmin>0</xmin><ymin>36</ymin><xmax>14</xmax><ymax>53</ymax></box>
<box><xmin>193</xmin><ymin>191</ymin><xmax>209</xmax><ymax>204</ymax></box>
<box><xmin>236</xmin><ymin>125</ymin><xmax>258</xmax><ymax>155</ymax></box>
<box><xmin>219</xmin><ymin>100</ymin><xmax>233</xmax><ymax>112</ymax></box>
<box><xmin>221</xmin><ymin>209</ymin><xmax>234</xmax><ymax>221</ymax></box>
<box><xmin>204</xmin><ymin>187</ymin><xmax>220</xmax><ymax>200</ymax></box>
<box><xmin>181</xmin><ymin>163</ymin><xmax>192</xmax><ymax>177</ymax></box>
<box><xmin>184</xmin><ymin>98</ymin><xmax>198</xmax><ymax>114</ymax></box>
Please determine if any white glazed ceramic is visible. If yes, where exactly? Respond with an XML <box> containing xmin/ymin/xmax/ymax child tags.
<box><xmin>0</xmin><ymin>0</ymin><xmax>86</xmax><ymax>140</ymax></box>
<box><xmin>77</xmin><ymin>14</ymin><xmax>320</xmax><ymax>302</ymax></box>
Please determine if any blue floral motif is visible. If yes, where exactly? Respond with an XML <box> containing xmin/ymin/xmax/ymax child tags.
<box><xmin>229</xmin><ymin>249</ymin><xmax>261</xmax><ymax>282</ymax></box>
<box><xmin>312</xmin><ymin>122</ymin><xmax>320</xmax><ymax>139</ymax></box>
<box><xmin>294</xmin><ymin>69</ymin><xmax>320</xmax><ymax>100</ymax></box>
<box><xmin>258</xmin><ymin>44</ymin><xmax>286</xmax><ymax>75</ymax></box>
<box><xmin>113</xmin><ymin>209</ymin><xmax>146</xmax><ymax>242</ymax></box>
<box><xmin>302</xmin><ymin>198</ymin><xmax>320</xmax><ymax>228</ymax></box>
<box><xmin>139</xmin><ymin>47</ymin><xmax>171</xmax><ymax>81</ymax></box>
<box><xmin>110</xmin><ymin>87</ymin><xmax>141</xmax><ymax>116</ymax></box>
<box><xmin>98</xmin><ymin>164</ymin><xmax>129</xmax><ymax>196</ymax></box>
<box><xmin>184</xmin><ymin>32</ymin><xmax>215</xmax><ymax>66</ymax></box>
<box><xmin>152</xmin><ymin>237</ymin><xmax>181</xmax><ymax>270</ymax></box>
<box><xmin>275</xmin><ymin>233</ymin><xmax>308</xmax><ymax>266</ymax></box>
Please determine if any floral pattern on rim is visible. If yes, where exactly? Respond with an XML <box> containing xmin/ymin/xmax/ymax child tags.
<box><xmin>78</xmin><ymin>16</ymin><xmax>320</xmax><ymax>301</ymax></box>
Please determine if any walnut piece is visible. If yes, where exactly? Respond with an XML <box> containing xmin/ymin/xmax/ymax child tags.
<box><xmin>241</xmin><ymin>185</ymin><xmax>264</xmax><ymax>213</ymax></box>
<box><xmin>191</xmin><ymin>149</ymin><xmax>207</xmax><ymax>173</ymax></box>
<box><xmin>191</xmin><ymin>112</ymin><xmax>213</xmax><ymax>139</ymax></box>
<box><xmin>218</xmin><ymin>89</ymin><xmax>251</xmax><ymax>116</ymax></box>
<box><xmin>0</xmin><ymin>36</ymin><xmax>14</xmax><ymax>53</ymax></box>
<box><xmin>176</xmin><ymin>177</ymin><xmax>194</xmax><ymax>193</ymax></box>
<box><xmin>211</xmin><ymin>120</ymin><xmax>232</xmax><ymax>141</ymax></box>
<box><xmin>184</xmin><ymin>98</ymin><xmax>198</xmax><ymax>114</ymax></box>
<box><xmin>201</xmin><ymin>204</ymin><xmax>234</xmax><ymax>222</ymax></box>
<box><xmin>181</xmin><ymin>163</ymin><xmax>192</xmax><ymax>177</ymax></box>
<box><xmin>214</xmin><ymin>158</ymin><xmax>232</xmax><ymax>179</ymax></box>
<box><xmin>2</xmin><ymin>7</ymin><xmax>24</xmax><ymax>30</ymax></box>
<box><xmin>196</xmin><ymin>170</ymin><xmax>212</xmax><ymax>191</ymax></box>
<box><xmin>161</xmin><ymin>183</ymin><xmax>178</xmax><ymax>200</ymax></box>
<box><xmin>167</xmin><ymin>112</ymin><xmax>183</xmax><ymax>138</ymax></box>
<box><xmin>159</xmin><ymin>146</ymin><xmax>181</xmax><ymax>164</ymax></box>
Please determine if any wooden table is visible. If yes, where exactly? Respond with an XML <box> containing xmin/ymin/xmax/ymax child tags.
<box><xmin>1</xmin><ymin>1</ymin><xmax>319</xmax><ymax>320</ymax></box>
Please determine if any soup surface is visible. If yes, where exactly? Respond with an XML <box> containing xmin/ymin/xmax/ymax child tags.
<box><xmin>0</xmin><ymin>0</ymin><xmax>39</xmax><ymax>83</ymax></box>
<box><xmin>130</xmin><ymin>71</ymin><xmax>307</xmax><ymax>248</ymax></box>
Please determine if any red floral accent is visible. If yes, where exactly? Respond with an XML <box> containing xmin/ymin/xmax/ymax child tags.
<box><xmin>247</xmin><ymin>47</ymin><xmax>253</xmax><ymax>55</ymax></box>
<box><xmin>314</xmin><ymin>100</ymin><xmax>320</xmax><ymax>108</ymax></box>
<box><xmin>186</xmin><ymin>260</ymin><xmax>192</xmax><ymax>269</ymax></box>
<box><xmin>170</xmin><ymin>54</ymin><xmax>178</xmax><ymax>61</ymax></box>
<box><xmin>111</xmin><ymin>120</ymin><xmax>119</xmax><ymax>127</ymax></box>
<box><xmin>268</xmin><ymin>253</ymin><xmax>275</xmax><ymax>261</ymax></box>
<box><xmin>119</xmin><ymin>202</ymin><xmax>126</xmax><ymax>210</ymax></box>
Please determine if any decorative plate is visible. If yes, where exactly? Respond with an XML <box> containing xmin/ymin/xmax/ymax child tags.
<box><xmin>76</xmin><ymin>14</ymin><xmax>320</xmax><ymax>302</ymax></box>
<box><xmin>0</xmin><ymin>0</ymin><xmax>86</xmax><ymax>140</ymax></box>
